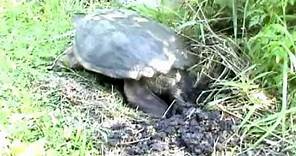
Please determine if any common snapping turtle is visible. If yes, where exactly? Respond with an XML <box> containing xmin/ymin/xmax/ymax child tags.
<box><xmin>58</xmin><ymin>8</ymin><xmax>200</xmax><ymax>117</ymax></box>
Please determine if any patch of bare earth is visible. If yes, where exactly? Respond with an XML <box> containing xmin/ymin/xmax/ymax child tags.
<box><xmin>35</xmin><ymin>71</ymin><xmax>238</xmax><ymax>156</ymax></box>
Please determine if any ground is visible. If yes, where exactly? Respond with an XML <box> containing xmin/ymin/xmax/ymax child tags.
<box><xmin>38</xmin><ymin>72</ymin><xmax>236</xmax><ymax>155</ymax></box>
<box><xmin>0</xmin><ymin>0</ymin><xmax>295</xmax><ymax>156</ymax></box>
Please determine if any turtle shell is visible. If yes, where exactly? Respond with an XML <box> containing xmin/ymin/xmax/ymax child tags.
<box><xmin>73</xmin><ymin>9</ymin><xmax>192</xmax><ymax>80</ymax></box>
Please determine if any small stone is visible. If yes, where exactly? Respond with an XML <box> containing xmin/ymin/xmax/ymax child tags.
<box><xmin>152</xmin><ymin>132</ymin><xmax>166</xmax><ymax>140</ymax></box>
<box><xmin>196</xmin><ymin>112</ymin><xmax>209</xmax><ymax>120</ymax></box>
<box><xmin>207</xmin><ymin>111</ymin><xmax>220</xmax><ymax>120</ymax></box>
<box><xmin>189</xmin><ymin>119</ymin><xmax>198</xmax><ymax>126</ymax></box>
<box><xmin>110</xmin><ymin>123</ymin><xmax>126</xmax><ymax>130</ymax></box>
<box><xmin>150</xmin><ymin>140</ymin><xmax>169</xmax><ymax>151</ymax></box>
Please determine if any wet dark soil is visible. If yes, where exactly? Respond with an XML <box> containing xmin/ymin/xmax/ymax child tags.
<box><xmin>107</xmin><ymin>106</ymin><xmax>236</xmax><ymax>156</ymax></box>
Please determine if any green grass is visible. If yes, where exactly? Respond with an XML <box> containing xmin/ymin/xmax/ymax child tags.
<box><xmin>0</xmin><ymin>0</ymin><xmax>103</xmax><ymax>155</ymax></box>
<box><xmin>138</xmin><ymin>0</ymin><xmax>296</xmax><ymax>154</ymax></box>
<box><xmin>0</xmin><ymin>1</ymin><xmax>142</xmax><ymax>155</ymax></box>
<box><xmin>1</xmin><ymin>0</ymin><xmax>296</xmax><ymax>155</ymax></box>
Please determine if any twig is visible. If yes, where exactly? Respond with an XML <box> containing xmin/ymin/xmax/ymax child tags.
<box><xmin>118</xmin><ymin>137</ymin><xmax>150</xmax><ymax>146</ymax></box>
<box><xmin>162</xmin><ymin>99</ymin><xmax>175</xmax><ymax>118</ymax></box>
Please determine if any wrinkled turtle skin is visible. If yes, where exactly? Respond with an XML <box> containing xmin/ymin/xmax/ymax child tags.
<box><xmin>59</xmin><ymin>8</ymin><xmax>199</xmax><ymax>117</ymax></box>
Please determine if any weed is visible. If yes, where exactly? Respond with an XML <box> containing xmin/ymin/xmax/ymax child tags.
<box><xmin>0</xmin><ymin>0</ymin><xmax>107</xmax><ymax>155</ymax></box>
<box><xmin>1</xmin><ymin>0</ymin><xmax>296</xmax><ymax>155</ymax></box>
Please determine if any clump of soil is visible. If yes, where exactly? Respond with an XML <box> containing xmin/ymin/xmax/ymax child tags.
<box><xmin>107</xmin><ymin>107</ymin><xmax>235</xmax><ymax>156</ymax></box>
<box><xmin>38</xmin><ymin>72</ymin><xmax>237</xmax><ymax>156</ymax></box>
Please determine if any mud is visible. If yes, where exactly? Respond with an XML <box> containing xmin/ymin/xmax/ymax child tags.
<box><xmin>106</xmin><ymin>106</ymin><xmax>236</xmax><ymax>156</ymax></box>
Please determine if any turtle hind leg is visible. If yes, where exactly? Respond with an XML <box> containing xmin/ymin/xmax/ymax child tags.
<box><xmin>123</xmin><ymin>79</ymin><xmax>169</xmax><ymax>118</ymax></box>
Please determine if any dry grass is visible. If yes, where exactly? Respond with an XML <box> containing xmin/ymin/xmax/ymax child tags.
<box><xmin>1</xmin><ymin>0</ymin><xmax>292</xmax><ymax>155</ymax></box>
<box><xmin>170</xmin><ymin>2</ymin><xmax>289</xmax><ymax>154</ymax></box>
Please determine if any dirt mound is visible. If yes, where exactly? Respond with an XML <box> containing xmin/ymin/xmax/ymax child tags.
<box><xmin>107</xmin><ymin>107</ymin><xmax>235</xmax><ymax>156</ymax></box>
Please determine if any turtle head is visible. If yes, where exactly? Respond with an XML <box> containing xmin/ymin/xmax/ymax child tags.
<box><xmin>52</xmin><ymin>46</ymin><xmax>82</xmax><ymax>70</ymax></box>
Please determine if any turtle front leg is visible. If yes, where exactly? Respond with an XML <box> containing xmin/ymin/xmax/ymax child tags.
<box><xmin>124</xmin><ymin>79</ymin><xmax>168</xmax><ymax>118</ymax></box>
